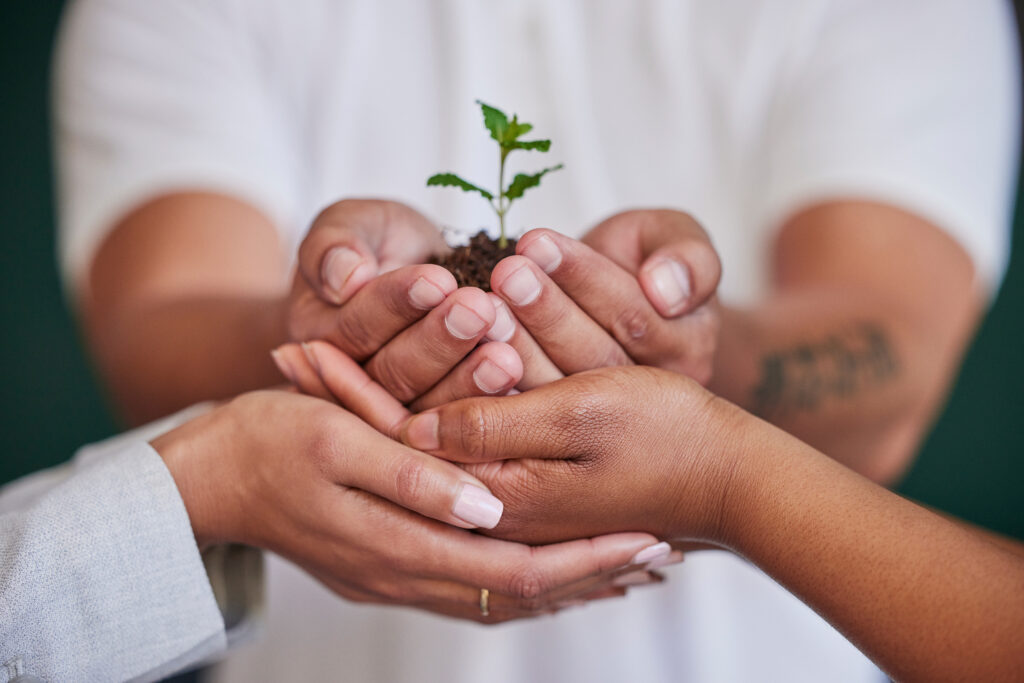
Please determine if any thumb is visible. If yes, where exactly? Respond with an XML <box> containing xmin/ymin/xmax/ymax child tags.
<box><xmin>298</xmin><ymin>199</ymin><xmax>442</xmax><ymax>305</ymax></box>
<box><xmin>586</xmin><ymin>209</ymin><xmax>721</xmax><ymax>318</ymax></box>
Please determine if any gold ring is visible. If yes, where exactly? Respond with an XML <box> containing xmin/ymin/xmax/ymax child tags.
<box><xmin>479</xmin><ymin>588</ymin><xmax>490</xmax><ymax>617</ymax></box>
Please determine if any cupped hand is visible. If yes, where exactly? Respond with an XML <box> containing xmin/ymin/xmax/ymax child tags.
<box><xmin>400</xmin><ymin>365</ymin><xmax>748</xmax><ymax>547</ymax></box>
<box><xmin>152</xmin><ymin>387</ymin><xmax>666</xmax><ymax>622</ymax></box>
<box><xmin>285</xmin><ymin>198</ymin><xmax>524</xmax><ymax>406</ymax></box>
<box><xmin>487</xmin><ymin>210</ymin><xmax>721</xmax><ymax>388</ymax></box>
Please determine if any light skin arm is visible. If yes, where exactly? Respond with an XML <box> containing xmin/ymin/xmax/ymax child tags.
<box><xmin>397</xmin><ymin>367</ymin><xmax>1024</xmax><ymax>682</ymax></box>
<box><xmin>84</xmin><ymin>194</ymin><xmax>513</xmax><ymax>424</ymax></box>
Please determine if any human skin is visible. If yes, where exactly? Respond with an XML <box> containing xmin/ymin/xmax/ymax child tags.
<box><xmin>85</xmin><ymin>195</ymin><xmax>979</xmax><ymax>486</ymax></box>
<box><xmin>292</xmin><ymin>358</ymin><xmax>1023</xmax><ymax>682</ymax></box>
<box><xmin>149</xmin><ymin>387</ymin><xmax>669</xmax><ymax>624</ymax></box>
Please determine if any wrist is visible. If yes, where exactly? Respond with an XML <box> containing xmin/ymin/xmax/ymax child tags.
<box><xmin>151</xmin><ymin>407</ymin><xmax>233</xmax><ymax>550</ymax></box>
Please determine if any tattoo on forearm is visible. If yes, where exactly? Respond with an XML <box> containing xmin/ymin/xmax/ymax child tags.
<box><xmin>752</xmin><ymin>323</ymin><xmax>898</xmax><ymax>416</ymax></box>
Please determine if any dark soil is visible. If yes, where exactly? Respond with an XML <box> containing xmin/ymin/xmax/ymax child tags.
<box><xmin>430</xmin><ymin>230</ymin><xmax>517</xmax><ymax>291</ymax></box>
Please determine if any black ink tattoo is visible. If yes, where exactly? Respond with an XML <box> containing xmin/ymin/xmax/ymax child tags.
<box><xmin>752</xmin><ymin>323</ymin><xmax>898</xmax><ymax>416</ymax></box>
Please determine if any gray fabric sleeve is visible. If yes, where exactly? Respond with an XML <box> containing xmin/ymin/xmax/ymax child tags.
<box><xmin>0</xmin><ymin>418</ymin><xmax>247</xmax><ymax>681</ymax></box>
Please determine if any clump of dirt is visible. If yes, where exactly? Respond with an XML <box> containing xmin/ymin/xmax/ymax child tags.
<box><xmin>430</xmin><ymin>230</ymin><xmax>517</xmax><ymax>291</ymax></box>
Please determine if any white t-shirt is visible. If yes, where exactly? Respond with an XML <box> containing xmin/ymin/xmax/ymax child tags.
<box><xmin>55</xmin><ymin>1</ymin><xmax>1020</xmax><ymax>681</ymax></box>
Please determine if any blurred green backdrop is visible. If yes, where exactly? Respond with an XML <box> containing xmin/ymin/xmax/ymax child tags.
<box><xmin>1</xmin><ymin>2</ymin><xmax>1021</xmax><ymax>540</ymax></box>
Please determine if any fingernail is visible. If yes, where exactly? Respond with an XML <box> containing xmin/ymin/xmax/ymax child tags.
<box><xmin>270</xmin><ymin>349</ymin><xmax>298</xmax><ymax>384</ymax></box>
<box><xmin>521</xmin><ymin>235</ymin><xmax>562</xmax><ymax>274</ymax></box>
<box><xmin>647</xmin><ymin>259</ymin><xmax>691</xmax><ymax>314</ymax></box>
<box><xmin>452</xmin><ymin>483</ymin><xmax>504</xmax><ymax>529</ymax></box>
<box><xmin>499</xmin><ymin>266</ymin><xmax>542</xmax><ymax>306</ymax></box>
<box><xmin>445</xmin><ymin>303</ymin><xmax>489</xmax><ymax>339</ymax></box>
<box><xmin>473</xmin><ymin>359</ymin><xmax>513</xmax><ymax>394</ymax></box>
<box><xmin>405</xmin><ymin>412</ymin><xmax>440</xmax><ymax>450</ymax></box>
<box><xmin>630</xmin><ymin>541</ymin><xmax>671</xmax><ymax>565</ymax></box>
<box><xmin>300</xmin><ymin>342</ymin><xmax>321</xmax><ymax>374</ymax></box>
<box><xmin>322</xmin><ymin>247</ymin><xmax>362</xmax><ymax>300</ymax></box>
<box><xmin>645</xmin><ymin>550</ymin><xmax>685</xmax><ymax>570</ymax></box>
<box><xmin>613</xmin><ymin>571</ymin><xmax>657</xmax><ymax>587</ymax></box>
<box><xmin>485</xmin><ymin>300</ymin><xmax>516</xmax><ymax>342</ymax></box>
<box><xmin>409</xmin><ymin>277</ymin><xmax>447</xmax><ymax>310</ymax></box>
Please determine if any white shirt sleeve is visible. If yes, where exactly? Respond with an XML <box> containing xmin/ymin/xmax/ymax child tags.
<box><xmin>54</xmin><ymin>0</ymin><xmax>300</xmax><ymax>297</ymax></box>
<box><xmin>0</xmin><ymin>442</ymin><xmax>225</xmax><ymax>682</ymax></box>
<box><xmin>760</xmin><ymin>0</ymin><xmax>1021</xmax><ymax>292</ymax></box>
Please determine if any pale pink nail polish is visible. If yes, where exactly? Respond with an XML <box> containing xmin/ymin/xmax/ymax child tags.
<box><xmin>485</xmin><ymin>300</ymin><xmax>516</xmax><ymax>342</ymax></box>
<box><xmin>473</xmin><ymin>359</ymin><xmax>513</xmax><ymax>394</ymax></box>
<box><xmin>613</xmin><ymin>571</ymin><xmax>657</xmax><ymax>587</ymax></box>
<box><xmin>270</xmin><ymin>349</ymin><xmax>299</xmax><ymax>384</ymax></box>
<box><xmin>409</xmin><ymin>277</ymin><xmax>447</xmax><ymax>309</ymax></box>
<box><xmin>500</xmin><ymin>266</ymin><xmax>542</xmax><ymax>306</ymax></box>
<box><xmin>645</xmin><ymin>550</ymin><xmax>685</xmax><ymax>570</ymax></box>
<box><xmin>521</xmin><ymin>235</ymin><xmax>562</xmax><ymax>273</ymax></box>
<box><xmin>630</xmin><ymin>541</ymin><xmax>671</xmax><ymax>565</ymax></box>
<box><xmin>445</xmin><ymin>303</ymin><xmax>488</xmax><ymax>339</ymax></box>
<box><xmin>647</xmin><ymin>259</ymin><xmax>690</xmax><ymax>314</ymax></box>
<box><xmin>300</xmin><ymin>342</ymin><xmax>321</xmax><ymax>374</ymax></box>
<box><xmin>406</xmin><ymin>412</ymin><xmax>440</xmax><ymax>450</ymax></box>
<box><xmin>322</xmin><ymin>247</ymin><xmax>362</xmax><ymax>299</ymax></box>
<box><xmin>452</xmin><ymin>484</ymin><xmax>504</xmax><ymax>529</ymax></box>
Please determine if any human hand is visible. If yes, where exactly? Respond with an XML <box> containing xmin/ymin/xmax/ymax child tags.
<box><xmin>152</xmin><ymin>388</ymin><xmax>668</xmax><ymax>622</ymax></box>
<box><xmin>400</xmin><ymin>365</ymin><xmax>750</xmax><ymax>547</ymax></box>
<box><xmin>484</xmin><ymin>210</ymin><xmax>721</xmax><ymax>389</ymax></box>
<box><xmin>285</xmin><ymin>198</ymin><xmax>523</xmax><ymax>407</ymax></box>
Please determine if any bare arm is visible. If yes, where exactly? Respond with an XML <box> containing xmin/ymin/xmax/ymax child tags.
<box><xmin>709</xmin><ymin>201</ymin><xmax>984</xmax><ymax>482</ymax></box>
<box><xmin>394</xmin><ymin>367</ymin><xmax>1024</xmax><ymax>682</ymax></box>
<box><xmin>83</xmin><ymin>192</ymin><xmax>290</xmax><ymax>424</ymax></box>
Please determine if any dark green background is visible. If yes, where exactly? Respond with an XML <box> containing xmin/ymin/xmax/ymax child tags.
<box><xmin>2</xmin><ymin>2</ymin><xmax>1022</xmax><ymax>540</ymax></box>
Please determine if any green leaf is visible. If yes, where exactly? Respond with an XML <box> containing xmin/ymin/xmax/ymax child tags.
<box><xmin>427</xmin><ymin>173</ymin><xmax>494</xmax><ymax>201</ymax></box>
<box><xmin>503</xmin><ymin>164</ymin><xmax>563</xmax><ymax>200</ymax></box>
<box><xmin>506</xmin><ymin>115</ymin><xmax>533</xmax><ymax>141</ymax></box>
<box><xmin>509</xmin><ymin>139</ymin><xmax>551</xmax><ymax>152</ymax></box>
<box><xmin>476</xmin><ymin>100</ymin><xmax>509</xmax><ymax>144</ymax></box>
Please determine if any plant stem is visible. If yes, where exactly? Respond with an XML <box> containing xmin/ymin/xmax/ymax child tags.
<box><xmin>496</xmin><ymin>147</ymin><xmax>508</xmax><ymax>248</ymax></box>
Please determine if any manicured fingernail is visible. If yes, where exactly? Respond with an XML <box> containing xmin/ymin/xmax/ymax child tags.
<box><xmin>445</xmin><ymin>303</ymin><xmax>488</xmax><ymax>339</ymax></box>
<box><xmin>270</xmin><ymin>349</ymin><xmax>298</xmax><ymax>384</ymax></box>
<box><xmin>452</xmin><ymin>483</ymin><xmax>504</xmax><ymax>529</ymax></box>
<box><xmin>630</xmin><ymin>541</ymin><xmax>671</xmax><ymax>565</ymax></box>
<box><xmin>409</xmin><ymin>277</ymin><xmax>447</xmax><ymax>310</ymax></box>
<box><xmin>473</xmin><ymin>359</ymin><xmax>513</xmax><ymax>394</ymax></box>
<box><xmin>647</xmin><ymin>259</ymin><xmax>691</xmax><ymax>314</ymax></box>
<box><xmin>405</xmin><ymin>412</ymin><xmax>440</xmax><ymax>450</ymax></box>
<box><xmin>613</xmin><ymin>571</ymin><xmax>657</xmax><ymax>587</ymax></box>
<box><xmin>300</xmin><ymin>342</ymin><xmax>321</xmax><ymax>374</ymax></box>
<box><xmin>322</xmin><ymin>247</ymin><xmax>362</xmax><ymax>301</ymax></box>
<box><xmin>645</xmin><ymin>550</ymin><xmax>685</xmax><ymax>570</ymax></box>
<box><xmin>499</xmin><ymin>266</ymin><xmax>542</xmax><ymax>306</ymax></box>
<box><xmin>485</xmin><ymin>300</ymin><xmax>516</xmax><ymax>342</ymax></box>
<box><xmin>521</xmin><ymin>235</ymin><xmax>562</xmax><ymax>274</ymax></box>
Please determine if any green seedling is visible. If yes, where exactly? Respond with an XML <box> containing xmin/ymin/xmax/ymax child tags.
<box><xmin>427</xmin><ymin>100</ymin><xmax>563</xmax><ymax>248</ymax></box>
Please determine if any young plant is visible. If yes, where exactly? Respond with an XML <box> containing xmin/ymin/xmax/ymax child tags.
<box><xmin>427</xmin><ymin>100</ymin><xmax>563</xmax><ymax>248</ymax></box>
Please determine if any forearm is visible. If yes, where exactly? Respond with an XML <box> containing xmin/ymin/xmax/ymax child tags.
<box><xmin>709</xmin><ymin>288</ymin><xmax>976</xmax><ymax>482</ymax></box>
<box><xmin>89</xmin><ymin>295</ymin><xmax>288</xmax><ymax>425</ymax></box>
<box><xmin>720</xmin><ymin>423</ymin><xmax>1024</xmax><ymax>682</ymax></box>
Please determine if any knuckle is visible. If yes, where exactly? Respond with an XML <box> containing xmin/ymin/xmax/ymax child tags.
<box><xmin>507</xmin><ymin>564</ymin><xmax>547</xmax><ymax>604</ymax></box>
<box><xmin>457</xmin><ymin>403</ymin><xmax>493</xmax><ymax>461</ymax></box>
<box><xmin>391</xmin><ymin>456</ymin><xmax>429</xmax><ymax>505</ymax></box>
<box><xmin>611</xmin><ymin>306</ymin><xmax>654</xmax><ymax>346</ymax></box>
<box><xmin>367</xmin><ymin>355</ymin><xmax>420</xmax><ymax>403</ymax></box>
<box><xmin>333</xmin><ymin>312</ymin><xmax>381</xmax><ymax>361</ymax></box>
